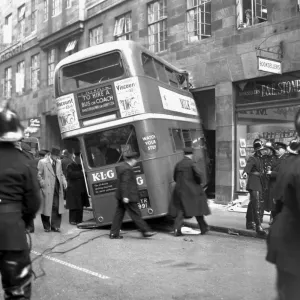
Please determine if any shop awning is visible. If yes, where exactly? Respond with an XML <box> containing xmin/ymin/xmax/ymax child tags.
<box><xmin>65</xmin><ymin>40</ymin><xmax>77</xmax><ymax>52</ymax></box>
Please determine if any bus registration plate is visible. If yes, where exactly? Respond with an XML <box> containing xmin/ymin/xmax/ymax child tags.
<box><xmin>138</xmin><ymin>189</ymin><xmax>150</xmax><ymax>210</ymax></box>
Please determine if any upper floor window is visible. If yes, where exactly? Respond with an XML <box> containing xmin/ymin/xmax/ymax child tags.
<box><xmin>66</xmin><ymin>0</ymin><xmax>72</xmax><ymax>8</ymax></box>
<box><xmin>148</xmin><ymin>0</ymin><xmax>167</xmax><ymax>53</ymax></box>
<box><xmin>89</xmin><ymin>25</ymin><xmax>103</xmax><ymax>46</ymax></box>
<box><xmin>187</xmin><ymin>0</ymin><xmax>211</xmax><ymax>42</ymax></box>
<box><xmin>237</xmin><ymin>0</ymin><xmax>267</xmax><ymax>29</ymax></box>
<box><xmin>31</xmin><ymin>53</ymin><xmax>40</xmax><ymax>90</ymax></box>
<box><xmin>44</xmin><ymin>0</ymin><xmax>48</xmax><ymax>21</ymax></box>
<box><xmin>4</xmin><ymin>14</ymin><xmax>12</xmax><ymax>44</ymax></box>
<box><xmin>16</xmin><ymin>61</ymin><xmax>25</xmax><ymax>94</ymax></box>
<box><xmin>31</xmin><ymin>0</ymin><xmax>38</xmax><ymax>32</ymax></box>
<box><xmin>52</xmin><ymin>0</ymin><xmax>61</xmax><ymax>17</ymax></box>
<box><xmin>48</xmin><ymin>48</ymin><xmax>56</xmax><ymax>85</ymax></box>
<box><xmin>18</xmin><ymin>5</ymin><xmax>26</xmax><ymax>40</ymax></box>
<box><xmin>4</xmin><ymin>67</ymin><xmax>12</xmax><ymax>99</ymax></box>
<box><xmin>114</xmin><ymin>12</ymin><xmax>132</xmax><ymax>41</ymax></box>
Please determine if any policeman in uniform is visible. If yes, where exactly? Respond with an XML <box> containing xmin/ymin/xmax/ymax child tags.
<box><xmin>0</xmin><ymin>106</ymin><xmax>41</xmax><ymax>299</ymax></box>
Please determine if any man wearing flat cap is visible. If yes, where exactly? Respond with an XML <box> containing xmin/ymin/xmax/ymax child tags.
<box><xmin>37</xmin><ymin>147</ymin><xmax>67</xmax><ymax>232</ymax></box>
<box><xmin>172</xmin><ymin>147</ymin><xmax>210</xmax><ymax>236</ymax></box>
<box><xmin>110</xmin><ymin>151</ymin><xmax>157</xmax><ymax>239</ymax></box>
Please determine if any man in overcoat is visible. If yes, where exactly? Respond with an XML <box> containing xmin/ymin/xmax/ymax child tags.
<box><xmin>173</xmin><ymin>147</ymin><xmax>210</xmax><ymax>236</ymax></box>
<box><xmin>109</xmin><ymin>152</ymin><xmax>156</xmax><ymax>239</ymax></box>
<box><xmin>266</xmin><ymin>111</ymin><xmax>300</xmax><ymax>299</ymax></box>
<box><xmin>37</xmin><ymin>147</ymin><xmax>67</xmax><ymax>232</ymax></box>
<box><xmin>0</xmin><ymin>106</ymin><xmax>40</xmax><ymax>299</ymax></box>
<box><xmin>66</xmin><ymin>152</ymin><xmax>90</xmax><ymax>225</ymax></box>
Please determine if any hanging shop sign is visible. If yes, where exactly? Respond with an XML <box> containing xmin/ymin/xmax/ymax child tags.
<box><xmin>236</xmin><ymin>72</ymin><xmax>300</xmax><ymax>104</ymax></box>
<box><xmin>257</xmin><ymin>57</ymin><xmax>282</xmax><ymax>74</ymax></box>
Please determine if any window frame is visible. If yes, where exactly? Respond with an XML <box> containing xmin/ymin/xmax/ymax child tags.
<box><xmin>47</xmin><ymin>48</ymin><xmax>56</xmax><ymax>86</ymax></box>
<box><xmin>186</xmin><ymin>0</ymin><xmax>212</xmax><ymax>42</ymax></box>
<box><xmin>44</xmin><ymin>0</ymin><xmax>48</xmax><ymax>21</ymax></box>
<box><xmin>31</xmin><ymin>0</ymin><xmax>38</xmax><ymax>33</ymax></box>
<box><xmin>114</xmin><ymin>12</ymin><xmax>132</xmax><ymax>41</ymax></box>
<box><xmin>18</xmin><ymin>4</ymin><xmax>26</xmax><ymax>40</ymax></box>
<box><xmin>147</xmin><ymin>0</ymin><xmax>167</xmax><ymax>53</ymax></box>
<box><xmin>4</xmin><ymin>14</ymin><xmax>13</xmax><ymax>44</ymax></box>
<box><xmin>52</xmin><ymin>0</ymin><xmax>61</xmax><ymax>17</ymax></box>
<box><xmin>16</xmin><ymin>60</ymin><xmax>25</xmax><ymax>95</ymax></box>
<box><xmin>170</xmin><ymin>128</ymin><xmax>204</xmax><ymax>152</ymax></box>
<box><xmin>31</xmin><ymin>53</ymin><xmax>40</xmax><ymax>90</ymax></box>
<box><xmin>4</xmin><ymin>66</ymin><xmax>12</xmax><ymax>99</ymax></box>
<box><xmin>66</xmin><ymin>0</ymin><xmax>72</xmax><ymax>8</ymax></box>
<box><xmin>89</xmin><ymin>25</ymin><xmax>104</xmax><ymax>47</ymax></box>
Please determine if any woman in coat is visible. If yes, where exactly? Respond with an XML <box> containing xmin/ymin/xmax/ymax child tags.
<box><xmin>66</xmin><ymin>153</ymin><xmax>90</xmax><ymax>225</ymax></box>
<box><xmin>173</xmin><ymin>147</ymin><xmax>211</xmax><ymax>236</ymax></box>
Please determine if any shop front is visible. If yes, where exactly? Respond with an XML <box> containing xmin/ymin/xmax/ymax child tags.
<box><xmin>235</xmin><ymin>71</ymin><xmax>300</xmax><ymax>193</ymax></box>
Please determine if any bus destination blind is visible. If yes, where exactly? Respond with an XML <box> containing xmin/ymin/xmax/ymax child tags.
<box><xmin>76</xmin><ymin>85</ymin><xmax>116</xmax><ymax>116</ymax></box>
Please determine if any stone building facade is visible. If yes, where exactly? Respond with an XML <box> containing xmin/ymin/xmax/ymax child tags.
<box><xmin>1</xmin><ymin>0</ymin><xmax>300</xmax><ymax>203</ymax></box>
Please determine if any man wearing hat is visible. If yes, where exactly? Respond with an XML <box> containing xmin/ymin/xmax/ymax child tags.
<box><xmin>266</xmin><ymin>112</ymin><xmax>300</xmax><ymax>299</ymax></box>
<box><xmin>172</xmin><ymin>147</ymin><xmax>210</xmax><ymax>236</ymax></box>
<box><xmin>37</xmin><ymin>147</ymin><xmax>67</xmax><ymax>232</ymax></box>
<box><xmin>0</xmin><ymin>105</ymin><xmax>41</xmax><ymax>298</ymax></box>
<box><xmin>242</xmin><ymin>139</ymin><xmax>267</xmax><ymax>235</ymax></box>
<box><xmin>110</xmin><ymin>151</ymin><xmax>157</xmax><ymax>239</ymax></box>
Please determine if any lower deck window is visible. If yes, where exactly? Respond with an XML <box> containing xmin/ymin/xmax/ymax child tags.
<box><xmin>84</xmin><ymin>125</ymin><xmax>140</xmax><ymax>168</ymax></box>
<box><xmin>170</xmin><ymin>128</ymin><xmax>205</xmax><ymax>151</ymax></box>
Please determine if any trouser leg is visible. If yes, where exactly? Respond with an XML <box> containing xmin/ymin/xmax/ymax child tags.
<box><xmin>196</xmin><ymin>216</ymin><xmax>208</xmax><ymax>233</ymax></box>
<box><xmin>41</xmin><ymin>214</ymin><xmax>50</xmax><ymax>230</ymax></box>
<box><xmin>25</xmin><ymin>219</ymin><xmax>34</xmax><ymax>232</ymax></box>
<box><xmin>69</xmin><ymin>210</ymin><xmax>77</xmax><ymax>223</ymax></box>
<box><xmin>174</xmin><ymin>209</ymin><xmax>184</xmax><ymax>232</ymax></box>
<box><xmin>0</xmin><ymin>250</ymin><xmax>32</xmax><ymax>300</ymax></box>
<box><xmin>259</xmin><ymin>192</ymin><xmax>265</xmax><ymax>223</ymax></box>
<box><xmin>110</xmin><ymin>201</ymin><xmax>126</xmax><ymax>236</ymax></box>
<box><xmin>126</xmin><ymin>202</ymin><xmax>151</xmax><ymax>233</ymax></box>
<box><xmin>51</xmin><ymin>204</ymin><xmax>62</xmax><ymax>230</ymax></box>
<box><xmin>251</xmin><ymin>191</ymin><xmax>262</xmax><ymax>227</ymax></box>
<box><xmin>76</xmin><ymin>209</ymin><xmax>83</xmax><ymax>224</ymax></box>
<box><xmin>246</xmin><ymin>199</ymin><xmax>254</xmax><ymax>223</ymax></box>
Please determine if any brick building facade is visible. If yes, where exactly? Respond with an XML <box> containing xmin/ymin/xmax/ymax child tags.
<box><xmin>1</xmin><ymin>0</ymin><xmax>300</xmax><ymax>203</ymax></box>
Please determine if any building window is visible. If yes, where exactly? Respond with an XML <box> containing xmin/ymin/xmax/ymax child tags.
<box><xmin>52</xmin><ymin>0</ymin><xmax>61</xmax><ymax>17</ymax></box>
<box><xmin>66</xmin><ymin>0</ymin><xmax>72</xmax><ymax>8</ymax></box>
<box><xmin>89</xmin><ymin>25</ymin><xmax>103</xmax><ymax>46</ymax></box>
<box><xmin>18</xmin><ymin>5</ymin><xmax>26</xmax><ymax>40</ymax></box>
<box><xmin>187</xmin><ymin>0</ymin><xmax>211</xmax><ymax>42</ymax></box>
<box><xmin>48</xmin><ymin>49</ymin><xmax>56</xmax><ymax>85</ymax></box>
<box><xmin>31</xmin><ymin>0</ymin><xmax>37</xmax><ymax>32</ymax></box>
<box><xmin>237</xmin><ymin>0</ymin><xmax>267</xmax><ymax>29</ymax></box>
<box><xmin>16</xmin><ymin>61</ymin><xmax>25</xmax><ymax>94</ymax></box>
<box><xmin>4</xmin><ymin>67</ymin><xmax>12</xmax><ymax>99</ymax></box>
<box><xmin>114</xmin><ymin>12</ymin><xmax>132</xmax><ymax>41</ymax></box>
<box><xmin>31</xmin><ymin>54</ymin><xmax>40</xmax><ymax>90</ymax></box>
<box><xmin>4</xmin><ymin>14</ymin><xmax>12</xmax><ymax>44</ymax></box>
<box><xmin>44</xmin><ymin>0</ymin><xmax>48</xmax><ymax>21</ymax></box>
<box><xmin>147</xmin><ymin>0</ymin><xmax>167</xmax><ymax>53</ymax></box>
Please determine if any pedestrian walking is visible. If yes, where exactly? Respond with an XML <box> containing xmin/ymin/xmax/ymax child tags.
<box><xmin>109</xmin><ymin>152</ymin><xmax>157</xmax><ymax>239</ymax></box>
<box><xmin>266</xmin><ymin>110</ymin><xmax>300</xmax><ymax>300</ymax></box>
<box><xmin>242</xmin><ymin>139</ymin><xmax>267</xmax><ymax>235</ymax></box>
<box><xmin>172</xmin><ymin>147</ymin><xmax>210</xmax><ymax>236</ymax></box>
<box><xmin>0</xmin><ymin>106</ymin><xmax>41</xmax><ymax>299</ymax></box>
<box><xmin>66</xmin><ymin>152</ymin><xmax>90</xmax><ymax>225</ymax></box>
<box><xmin>61</xmin><ymin>149</ymin><xmax>73</xmax><ymax>177</ymax></box>
<box><xmin>37</xmin><ymin>147</ymin><xmax>67</xmax><ymax>232</ymax></box>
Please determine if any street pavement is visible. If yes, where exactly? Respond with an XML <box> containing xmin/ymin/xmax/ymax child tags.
<box><xmin>1</xmin><ymin>211</ymin><xmax>277</xmax><ymax>300</ymax></box>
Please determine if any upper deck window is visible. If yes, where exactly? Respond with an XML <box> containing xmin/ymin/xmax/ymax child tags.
<box><xmin>60</xmin><ymin>52</ymin><xmax>124</xmax><ymax>94</ymax></box>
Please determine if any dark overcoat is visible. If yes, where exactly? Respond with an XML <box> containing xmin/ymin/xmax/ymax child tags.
<box><xmin>173</xmin><ymin>157</ymin><xmax>210</xmax><ymax>217</ymax></box>
<box><xmin>115</xmin><ymin>162</ymin><xmax>139</xmax><ymax>203</ymax></box>
<box><xmin>243</xmin><ymin>155</ymin><xmax>264</xmax><ymax>192</ymax></box>
<box><xmin>0</xmin><ymin>143</ymin><xmax>40</xmax><ymax>250</ymax></box>
<box><xmin>66</xmin><ymin>161</ymin><xmax>90</xmax><ymax>210</ymax></box>
<box><xmin>266</xmin><ymin>154</ymin><xmax>300</xmax><ymax>277</ymax></box>
<box><xmin>61</xmin><ymin>156</ymin><xmax>73</xmax><ymax>177</ymax></box>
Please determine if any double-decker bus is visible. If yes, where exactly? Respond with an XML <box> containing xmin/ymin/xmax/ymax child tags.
<box><xmin>54</xmin><ymin>40</ymin><xmax>210</xmax><ymax>226</ymax></box>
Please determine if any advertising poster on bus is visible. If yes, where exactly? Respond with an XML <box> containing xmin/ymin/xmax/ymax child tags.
<box><xmin>56</xmin><ymin>93</ymin><xmax>80</xmax><ymax>133</ymax></box>
<box><xmin>114</xmin><ymin>77</ymin><xmax>145</xmax><ymax>118</ymax></box>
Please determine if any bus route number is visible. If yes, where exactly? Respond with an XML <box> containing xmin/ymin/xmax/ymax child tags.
<box><xmin>138</xmin><ymin>198</ymin><xmax>149</xmax><ymax>210</ymax></box>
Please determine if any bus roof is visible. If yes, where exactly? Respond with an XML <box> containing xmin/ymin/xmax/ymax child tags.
<box><xmin>55</xmin><ymin>40</ymin><xmax>187</xmax><ymax>75</ymax></box>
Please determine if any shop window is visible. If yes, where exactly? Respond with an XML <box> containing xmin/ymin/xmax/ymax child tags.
<box><xmin>18</xmin><ymin>5</ymin><xmax>26</xmax><ymax>40</ymax></box>
<box><xmin>48</xmin><ymin>48</ymin><xmax>56</xmax><ymax>86</ymax></box>
<box><xmin>84</xmin><ymin>125</ymin><xmax>140</xmax><ymax>168</ymax></box>
<box><xmin>31</xmin><ymin>0</ymin><xmax>37</xmax><ymax>32</ymax></box>
<box><xmin>4</xmin><ymin>67</ymin><xmax>12</xmax><ymax>99</ymax></box>
<box><xmin>114</xmin><ymin>12</ymin><xmax>132</xmax><ymax>41</ymax></box>
<box><xmin>187</xmin><ymin>0</ymin><xmax>211</xmax><ymax>42</ymax></box>
<box><xmin>30</xmin><ymin>53</ymin><xmax>40</xmax><ymax>90</ymax></box>
<box><xmin>61</xmin><ymin>52</ymin><xmax>124</xmax><ymax>93</ymax></box>
<box><xmin>237</xmin><ymin>0</ymin><xmax>267</xmax><ymax>29</ymax></box>
<box><xmin>89</xmin><ymin>25</ymin><xmax>104</xmax><ymax>47</ymax></box>
<box><xmin>16</xmin><ymin>61</ymin><xmax>25</xmax><ymax>94</ymax></box>
<box><xmin>44</xmin><ymin>0</ymin><xmax>48</xmax><ymax>21</ymax></box>
<box><xmin>148</xmin><ymin>0</ymin><xmax>167</xmax><ymax>53</ymax></box>
<box><xmin>236</xmin><ymin>105</ymin><xmax>300</xmax><ymax>192</ymax></box>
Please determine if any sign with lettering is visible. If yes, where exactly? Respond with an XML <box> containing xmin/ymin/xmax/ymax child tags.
<box><xmin>56</xmin><ymin>94</ymin><xmax>80</xmax><ymax>133</ymax></box>
<box><xmin>258</xmin><ymin>57</ymin><xmax>282</xmax><ymax>74</ymax></box>
<box><xmin>236</xmin><ymin>72</ymin><xmax>300</xmax><ymax>104</ymax></box>
<box><xmin>114</xmin><ymin>77</ymin><xmax>145</xmax><ymax>117</ymax></box>
<box><xmin>140</xmin><ymin>132</ymin><xmax>158</xmax><ymax>154</ymax></box>
<box><xmin>24</xmin><ymin>117</ymin><xmax>41</xmax><ymax>136</ymax></box>
<box><xmin>159</xmin><ymin>86</ymin><xmax>198</xmax><ymax>116</ymax></box>
<box><xmin>77</xmin><ymin>85</ymin><xmax>116</xmax><ymax>116</ymax></box>
<box><xmin>0</xmin><ymin>43</ymin><xmax>23</xmax><ymax>63</ymax></box>
<box><xmin>28</xmin><ymin>118</ymin><xmax>41</xmax><ymax>128</ymax></box>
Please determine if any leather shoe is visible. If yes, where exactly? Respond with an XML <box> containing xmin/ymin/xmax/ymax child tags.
<box><xmin>201</xmin><ymin>227</ymin><xmax>209</xmax><ymax>235</ymax></box>
<box><xmin>246</xmin><ymin>222</ymin><xmax>256</xmax><ymax>230</ymax></box>
<box><xmin>256</xmin><ymin>225</ymin><xmax>267</xmax><ymax>236</ymax></box>
<box><xmin>142</xmin><ymin>231</ymin><xmax>157</xmax><ymax>238</ymax></box>
<box><xmin>109</xmin><ymin>234</ymin><xmax>123</xmax><ymax>239</ymax></box>
<box><xmin>70</xmin><ymin>222</ymin><xmax>77</xmax><ymax>225</ymax></box>
<box><xmin>51</xmin><ymin>228</ymin><xmax>60</xmax><ymax>232</ymax></box>
<box><xmin>174</xmin><ymin>229</ymin><xmax>183</xmax><ymax>237</ymax></box>
<box><xmin>44</xmin><ymin>229</ymin><xmax>51</xmax><ymax>232</ymax></box>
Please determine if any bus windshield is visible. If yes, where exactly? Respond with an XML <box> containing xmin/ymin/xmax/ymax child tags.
<box><xmin>60</xmin><ymin>51</ymin><xmax>124</xmax><ymax>94</ymax></box>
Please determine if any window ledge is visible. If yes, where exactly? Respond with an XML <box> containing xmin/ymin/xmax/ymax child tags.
<box><xmin>52</xmin><ymin>12</ymin><xmax>62</xmax><ymax>18</ymax></box>
<box><xmin>237</xmin><ymin>20</ymin><xmax>269</xmax><ymax>31</ymax></box>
